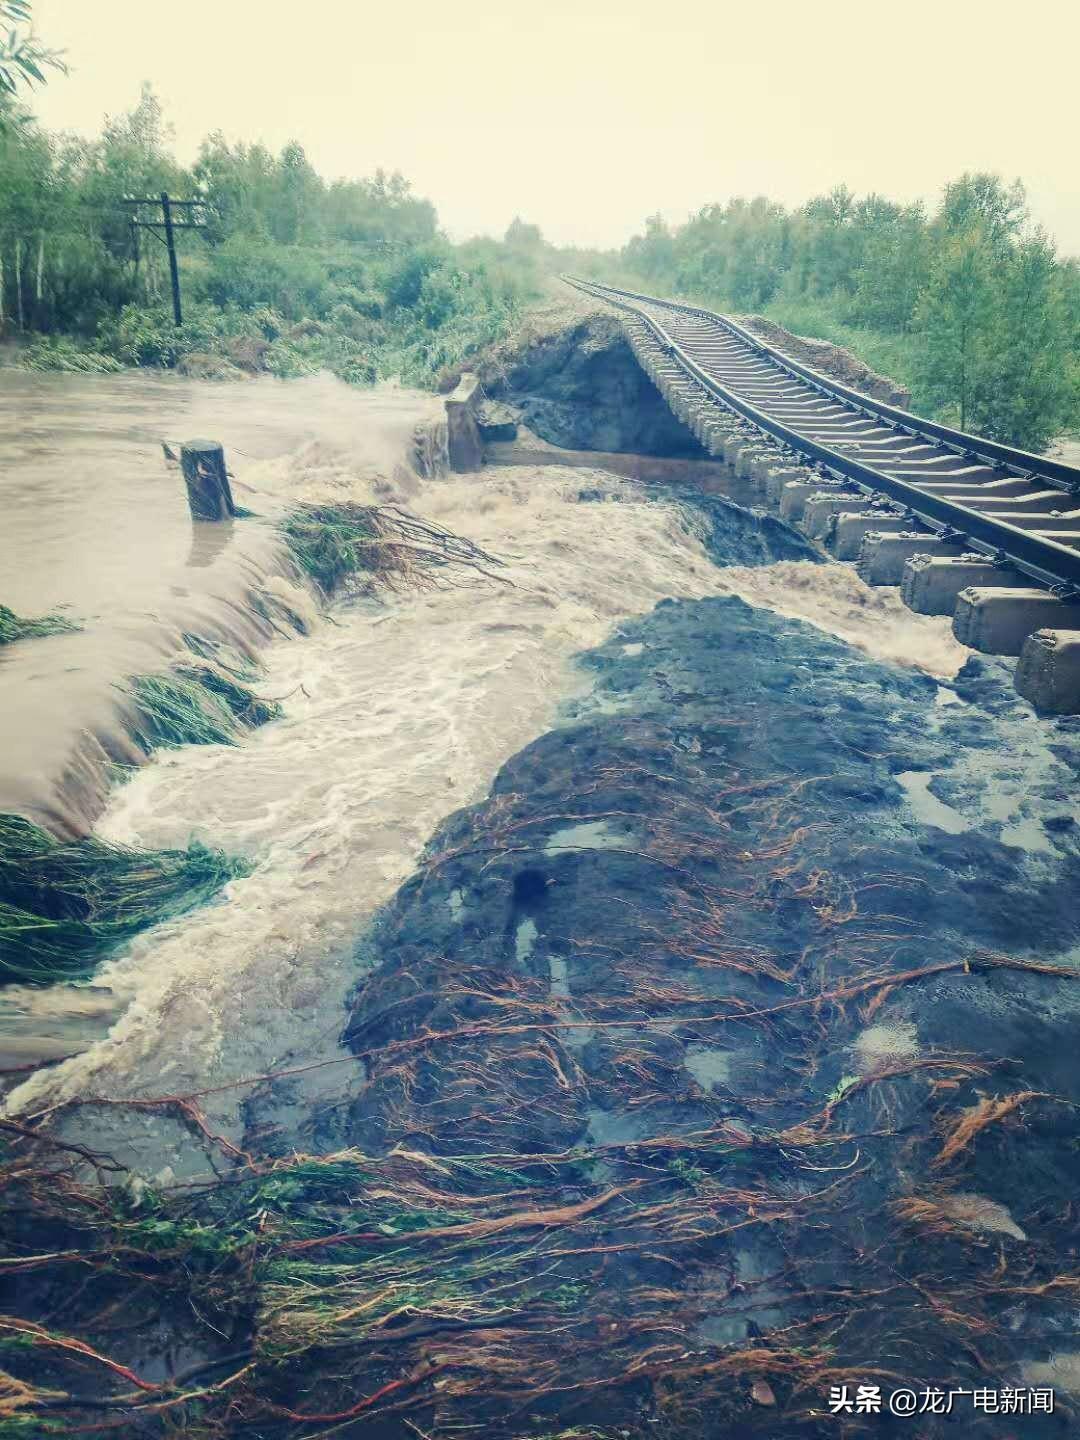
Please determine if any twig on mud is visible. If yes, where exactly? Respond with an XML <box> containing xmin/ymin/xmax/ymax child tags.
<box><xmin>933</xmin><ymin>1089</ymin><xmax>1056</xmax><ymax>1167</ymax></box>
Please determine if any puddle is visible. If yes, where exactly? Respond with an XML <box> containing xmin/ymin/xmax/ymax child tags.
<box><xmin>1023</xmin><ymin>1351</ymin><xmax>1080</xmax><ymax>1395</ymax></box>
<box><xmin>549</xmin><ymin>953</ymin><xmax>570</xmax><ymax>1000</ymax></box>
<box><xmin>685</xmin><ymin>1044</ymin><xmax>733</xmax><ymax>1090</ymax></box>
<box><xmin>896</xmin><ymin>771</ymin><xmax>969</xmax><ymax>834</ymax></box>
<box><xmin>694</xmin><ymin>1245</ymin><xmax>789</xmax><ymax>1345</ymax></box>
<box><xmin>585</xmin><ymin>1105</ymin><xmax>658</xmax><ymax>1147</ymax></box>
<box><xmin>939</xmin><ymin>1193</ymin><xmax>1026</xmax><ymax>1241</ymax></box>
<box><xmin>854</xmin><ymin>1021</ymin><xmax>918</xmax><ymax>1074</ymax></box>
<box><xmin>935</xmin><ymin>685</ymin><xmax>966</xmax><ymax>708</ymax></box>
<box><xmin>514</xmin><ymin>917</ymin><xmax>538</xmax><ymax>962</ymax></box>
<box><xmin>1000</xmin><ymin>817</ymin><xmax>1053</xmax><ymax>854</ymax></box>
<box><xmin>545</xmin><ymin>820</ymin><xmax>634</xmax><ymax>854</ymax></box>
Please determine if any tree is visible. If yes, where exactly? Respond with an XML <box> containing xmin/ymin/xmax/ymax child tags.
<box><xmin>915</xmin><ymin>226</ymin><xmax>996</xmax><ymax>432</ymax></box>
<box><xmin>504</xmin><ymin>217</ymin><xmax>545</xmax><ymax>253</ymax></box>
<box><xmin>193</xmin><ymin>133</ymin><xmax>276</xmax><ymax>243</ymax></box>
<box><xmin>272</xmin><ymin>141</ymin><xmax>323</xmax><ymax>245</ymax></box>
<box><xmin>938</xmin><ymin>173</ymin><xmax>1026</xmax><ymax>251</ymax></box>
<box><xmin>382</xmin><ymin>242</ymin><xmax>448</xmax><ymax>310</ymax></box>
<box><xmin>976</xmin><ymin>232</ymin><xmax>1077</xmax><ymax>450</ymax></box>
<box><xmin>800</xmin><ymin>185</ymin><xmax>861</xmax><ymax>295</ymax></box>
<box><xmin>623</xmin><ymin>213</ymin><xmax>676</xmax><ymax>286</ymax></box>
<box><xmin>851</xmin><ymin>202</ymin><xmax>930</xmax><ymax>332</ymax></box>
<box><xmin>0</xmin><ymin>1</ymin><xmax>64</xmax><ymax>114</ymax></box>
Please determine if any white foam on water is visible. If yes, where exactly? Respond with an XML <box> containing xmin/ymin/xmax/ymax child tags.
<box><xmin>713</xmin><ymin>560</ymin><xmax>969</xmax><ymax>677</ymax></box>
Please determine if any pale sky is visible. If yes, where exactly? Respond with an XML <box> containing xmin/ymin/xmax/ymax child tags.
<box><xmin>29</xmin><ymin>0</ymin><xmax>1080</xmax><ymax>256</ymax></box>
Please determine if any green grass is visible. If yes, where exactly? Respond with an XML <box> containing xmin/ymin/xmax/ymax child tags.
<box><xmin>0</xmin><ymin>604</ymin><xmax>79</xmax><ymax>646</ymax></box>
<box><xmin>759</xmin><ymin>295</ymin><xmax>931</xmax><ymax>414</ymax></box>
<box><xmin>121</xmin><ymin>641</ymin><xmax>283</xmax><ymax>752</ymax></box>
<box><xmin>280</xmin><ymin>503</ymin><xmax>384</xmax><ymax>594</ymax></box>
<box><xmin>16</xmin><ymin>336</ymin><xmax>125</xmax><ymax>374</ymax></box>
<box><xmin>0</xmin><ymin>639</ymin><xmax>276</xmax><ymax>983</ymax></box>
<box><xmin>279</xmin><ymin>502</ymin><xmax>503</xmax><ymax>599</ymax></box>
<box><xmin>0</xmin><ymin>814</ymin><xmax>249</xmax><ymax>983</ymax></box>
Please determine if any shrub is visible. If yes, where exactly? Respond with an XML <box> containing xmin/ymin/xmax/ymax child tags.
<box><xmin>381</xmin><ymin>244</ymin><xmax>448</xmax><ymax>310</ymax></box>
<box><xmin>99</xmin><ymin>302</ymin><xmax>224</xmax><ymax>367</ymax></box>
<box><xmin>225</xmin><ymin>334</ymin><xmax>272</xmax><ymax>373</ymax></box>
<box><xmin>333</xmin><ymin>353</ymin><xmax>377</xmax><ymax>386</ymax></box>
<box><xmin>202</xmin><ymin>237</ymin><xmax>330</xmax><ymax>318</ymax></box>
<box><xmin>263</xmin><ymin>339</ymin><xmax>319</xmax><ymax>378</ymax></box>
<box><xmin>16</xmin><ymin>337</ymin><xmax>124</xmax><ymax>374</ymax></box>
<box><xmin>329</xmin><ymin>286</ymin><xmax>383</xmax><ymax>319</ymax></box>
<box><xmin>250</xmin><ymin>306</ymin><xmax>286</xmax><ymax>340</ymax></box>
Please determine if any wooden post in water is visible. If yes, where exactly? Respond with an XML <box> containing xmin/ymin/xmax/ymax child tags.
<box><xmin>180</xmin><ymin>440</ymin><xmax>236</xmax><ymax>521</ymax></box>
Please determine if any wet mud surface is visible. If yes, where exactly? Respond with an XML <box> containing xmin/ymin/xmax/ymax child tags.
<box><xmin>463</xmin><ymin>309</ymin><xmax>708</xmax><ymax>456</ymax></box>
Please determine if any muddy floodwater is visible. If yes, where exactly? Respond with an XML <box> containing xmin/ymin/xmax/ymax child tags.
<box><xmin>0</xmin><ymin>369</ymin><xmax>1042</xmax><ymax>1154</ymax></box>
<box><xmin>0</xmin><ymin>370</ymin><xmax>441</xmax><ymax>836</ymax></box>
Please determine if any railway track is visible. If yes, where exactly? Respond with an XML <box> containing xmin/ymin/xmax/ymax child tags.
<box><xmin>563</xmin><ymin>275</ymin><xmax>1080</xmax><ymax>711</ymax></box>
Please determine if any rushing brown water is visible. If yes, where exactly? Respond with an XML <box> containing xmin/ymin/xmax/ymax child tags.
<box><xmin>0</xmin><ymin>370</ymin><xmax>441</xmax><ymax>835</ymax></box>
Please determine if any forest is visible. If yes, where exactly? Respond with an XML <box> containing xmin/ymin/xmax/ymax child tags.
<box><xmin>0</xmin><ymin>82</ymin><xmax>557</xmax><ymax>387</ymax></box>
<box><xmin>2</xmin><ymin>7</ymin><xmax>1078</xmax><ymax>449</ymax></box>
<box><xmin>622</xmin><ymin>183</ymin><xmax>1080</xmax><ymax>450</ymax></box>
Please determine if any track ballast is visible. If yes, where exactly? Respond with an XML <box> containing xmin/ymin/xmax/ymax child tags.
<box><xmin>564</xmin><ymin>276</ymin><xmax>1080</xmax><ymax>596</ymax></box>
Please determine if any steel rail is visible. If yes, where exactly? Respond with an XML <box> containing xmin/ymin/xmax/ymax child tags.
<box><xmin>563</xmin><ymin>275</ymin><xmax>1080</xmax><ymax>593</ymax></box>
<box><xmin>567</xmin><ymin>277</ymin><xmax>1080</xmax><ymax>488</ymax></box>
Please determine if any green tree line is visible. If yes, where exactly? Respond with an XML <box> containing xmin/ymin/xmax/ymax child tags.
<box><xmin>0</xmin><ymin>78</ymin><xmax>555</xmax><ymax>384</ymax></box>
<box><xmin>620</xmin><ymin>179</ymin><xmax>1080</xmax><ymax>450</ymax></box>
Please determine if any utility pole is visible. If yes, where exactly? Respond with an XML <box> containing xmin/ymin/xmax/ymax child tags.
<box><xmin>161</xmin><ymin>192</ymin><xmax>182</xmax><ymax>328</ymax></box>
<box><xmin>121</xmin><ymin>194</ymin><xmax>206</xmax><ymax>326</ymax></box>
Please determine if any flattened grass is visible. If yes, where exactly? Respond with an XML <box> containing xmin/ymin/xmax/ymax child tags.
<box><xmin>280</xmin><ymin>501</ymin><xmax>506</xmax><ymax>596</ymax></box>
<box><xmin>280</xmin><ymin>502</ymin><xmax>383</xmax><ymax>594</ymax></box>
<box><xmin>0</xmin><ymin>641</ymin><xmax>278</xmax><ymax>982</ymax></box>
<box><xmin>122</xmin><ymin>638</ymin><xmax>283</xmax><ymax>752</ymax></box>
<box><xmin>0</xmin><ymin>604</ymin><xmax>79</xmax><ymax>646</ymax></box>
<box><xmin>0</xmin><ymin>814</ymin><xmax>249</xmax><ymax>983</ymax></box>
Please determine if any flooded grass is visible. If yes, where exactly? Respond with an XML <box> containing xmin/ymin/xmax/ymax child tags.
<box><xmin>0</xmin><ymin>604</ymin><xmax>79</xmax><ymax>646</ymax></box>
<box><xmin>279</xmin><ymin>501</ymin><xmax>384</xmax><ymax>594</ymax></box>
<box><xmin>0</xmin><ymin>814</ymin><xmax>248</xmax><ymax>983</ymax></box>
<box><xmin>123</xmin><ymin>663</ymin><xmax>282</xmax><ymax>753</ymax></box>
<box><xmin>0</xmin><ymin>500</ymin><xmax>505</xmax><ymax>993</ymax></box>
<box><xmin>280</xmin><ymin>500</ymin><xmax>506</xmax><ymax>597</ymax></box>
<box><xmin>5</xmin><ymin>457</ymin><xmax>1080</xmax><ymax>1432</ymax></box>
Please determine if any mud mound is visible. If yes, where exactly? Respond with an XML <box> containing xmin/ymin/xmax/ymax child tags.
<box><xmin>739</xmin><ymin>315</ymin><xmax>910</xmax><ymax>407</ymax></box>
<box><xmin>6</xmin><ymin>508</ymin><xmax>1080</xmax><ymax>1435</ymax></box>
<box><xmin>443</xmin><ymin>308</ymin><xmax>705</xmax><ymax>456</ymax></box>
<box><xmin>443</xmin><ymin>298</ymin><xmax>909</xmax><ymax>456</ymax></box>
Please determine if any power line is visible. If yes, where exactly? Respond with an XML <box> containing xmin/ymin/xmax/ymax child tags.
<box><xmin>123</xmin><ymin>192</ymin><xmax>206</xmax><ymax>326</ymax></box>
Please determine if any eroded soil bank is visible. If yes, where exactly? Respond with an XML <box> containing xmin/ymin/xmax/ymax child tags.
<box><xmin>4</xmin><ymin>490</ymin><xmax>1080</xmax><ymax>1437</ymax></box>
<box><xmin>447</xmin><ymin>295</ymin><xmax>911</xmax><ymax>453</ymax></box>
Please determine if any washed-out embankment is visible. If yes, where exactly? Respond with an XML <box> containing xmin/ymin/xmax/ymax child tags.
<box><xmin>2</xmin><ymin>313</ymin><xmax>1080</xmax><ymax>1435</ymax></box>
